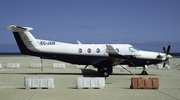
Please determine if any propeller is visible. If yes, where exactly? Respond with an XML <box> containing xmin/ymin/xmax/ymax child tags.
<box><xmin>162</xmin><ymin>45</ymin><xmax>171</xmax><ymax>67</ymax></box>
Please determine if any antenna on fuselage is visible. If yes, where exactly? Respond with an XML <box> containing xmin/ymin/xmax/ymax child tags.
<box><xmin>77</xmin><ymin>40</ymin><xmax>82</xmax><ymax>44</ymax></box>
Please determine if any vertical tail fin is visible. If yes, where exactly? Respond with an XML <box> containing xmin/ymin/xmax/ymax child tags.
<box><xmin>7</xmin><ymin>25</ymin><xmax>39</xmax><ymax>55</ymax></box>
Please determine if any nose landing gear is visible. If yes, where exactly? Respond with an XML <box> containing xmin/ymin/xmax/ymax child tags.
<box><xmin>140</xmin><ymin>66</ymin><xmax>148</xmax><ymax>75</ymax></box>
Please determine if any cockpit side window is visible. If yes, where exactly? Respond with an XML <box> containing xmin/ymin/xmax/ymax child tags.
<box><xmin>129</xmin><ymin>47</ymin><xmax>140</xmax><ymax>52</ymax></box>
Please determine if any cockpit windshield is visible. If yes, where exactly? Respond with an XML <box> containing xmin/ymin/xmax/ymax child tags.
<box><xmin>129</xmin><ymin>47</ymin><xmax>140</xmax><ymax>52</ymax></box>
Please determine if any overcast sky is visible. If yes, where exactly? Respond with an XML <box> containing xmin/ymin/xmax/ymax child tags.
<box><xmin>0</xmin><ymin>0</ymin><xmax>180</xmax><ymax>52</ymax></box>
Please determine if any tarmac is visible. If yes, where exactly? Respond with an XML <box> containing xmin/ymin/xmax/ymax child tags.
<box><xmin>0</xmin><ymin>55</ymin><xmax>180</xmax><ymax>100</ymax></box>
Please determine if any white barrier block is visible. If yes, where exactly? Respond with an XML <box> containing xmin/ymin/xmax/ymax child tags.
<box><xmin>30</xmin><ymin>63</ymin><xmax>41</xmax><ymax>68</ymax></box>
<box><xmin>90</xmin><ymin>78</ymin><xmax>98</xmax><ymax>88</ymax></box>
<box><xmin>24</xmin><ymin>77</ymin><xmax>55</xmax><ymax>89</ymax></box>
<box><xmin>40</xmin><ymin>77</ymin><xmax>48</xmax><ymax>87</ymax></box>
<box><xmin>7</xmin><ymin>63</ymin><xmax>20</xmax><ymax>68</ymax></box>
<box><xmin>98</xmin><ymin>78</ymin><xmax>105</xmax><ymax>89</ymax></box>
<box><xmin>113</xmin><ymin>65</ymin><xmax>126</xmax><ymax>69</ymax></box>
<box><xmin>157</xmin><ymin>64</ymin><xmax>170</xmax><ymax>69</ymax></box>
<box><xmin>135</xmin><ymin>65</ymin><xmax>148</xmax><ymax>69</ymax></box>
<box><xmin>31</xmin><ymin>77</ymin><xmax>39</xmax><ymax>88</ymax></box>
<box><xmin>77</xmin><ymin>77</ymin><xmax>83</xmax><ymax>89</ymax></box>
<box><xmin>24</xmin><ymin>77</ymin><xmax>32</xmax><ymax>89</ymax></box>
<box><xmin>47</xmin><ymin>77</ymin><xmax>55</xmax><ymax>89</ymax></box>
<box><xmin>83</xmin><ymin>78</ymin><xmax>90</xmax><ymax>88</ymax></box>
<box><xmin>53</xmin><ymin>63</ymin><xmax>65</xmax><ymax>68</ymax></box>
<box><xmin>77</xmin><ymin>77</ymin><xmax>105</xmax><ymax>89</ymax></box>
<box><xmin>76</xmin><ymin>65</ymin><xmax>88</xmax><ymax>69</ymax></box>
<box><xmin>0</xmin><ymin>63</ymin><xmax>2</xmax><ymax>68</ymax></box>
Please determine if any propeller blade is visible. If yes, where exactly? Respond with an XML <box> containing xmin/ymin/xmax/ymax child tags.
<box><xmin>162</xmin><ymin>45</ymin><xmax>171</xmax><ymax>68</ymax></box>
<box><xmin>84</xmin><ymin>65</ymin><xmax>89</xmax><ymax>69</ymax></box>
<box><xmin>163</xmin><ymin>61</ymin><xmax>166</xmax><ymax>67</ymax></box>
<box><xmin>163</xmin><ymin>47</ymin><xmax>166</xmax><ymax>54</ymax></box>
<box><xmin>167</xmin><ymin>45</ymin><xmax>170</xmax><ymax>55</ymax></box>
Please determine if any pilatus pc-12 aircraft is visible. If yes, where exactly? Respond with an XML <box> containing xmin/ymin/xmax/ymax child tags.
<box><xmin>7</xmin><ymin>25</ymin><xmax>172</xmax><ymax>77</ymax></box>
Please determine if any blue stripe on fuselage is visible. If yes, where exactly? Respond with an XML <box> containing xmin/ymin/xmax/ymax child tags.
<box><xmin>122</xmin><ymin>58</ymin><xmax>162</xmax><ymax>66</ymax></box>
<box><xmin>12</xmin><ymin>32</ymin><xmax>108</xmax><ymax>64</ymax></box>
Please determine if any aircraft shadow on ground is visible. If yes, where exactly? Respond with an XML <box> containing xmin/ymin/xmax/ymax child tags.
<box><xmin>81</xmin><ymin>69</ymin><xmax>157</xmax><ymax>76</ymax></box>
<box><xmin>81</xmin><ymin>69</ymin><xmax>102</xmax><ymax>77</ymax></box>
<box><xmin>0</xmin><ymin>69</ymin><xmax>157</xmax><ymax>76</ymax></box>
<box><xmin>0</xmin><ymin>72</ymin><xmax>82</xmax><ymax>76</ymax></box>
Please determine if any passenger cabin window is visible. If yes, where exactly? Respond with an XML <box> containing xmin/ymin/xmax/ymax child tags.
<box><xmin>87</xmin><ymin>48</ymin><xmax>91</xmax><ymax>53</ymax></box>
<box><xmin>78</xmin><ymin>48</ymin><xmax>82</xmax><ymax>53</ymax></box>
<box><xmin>96</xmin><ymin>48</ymin><xmax>100</xmax><ymax>53</ymax></box>
<box><xmin>129</xmin><ymin>47</ymin><xmax>140</xmax><ymax>52</ymax></box>
<box><xmin>116</xmin><ymin>48</ymin><xmax>119</xmax><ymax>52</ymax></box>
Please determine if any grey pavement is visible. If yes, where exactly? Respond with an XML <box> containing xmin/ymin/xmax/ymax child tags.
<box><xmin>0</xmin><ymin>56</ymin><xmax>180</xmax><ymax>100</ymax></box>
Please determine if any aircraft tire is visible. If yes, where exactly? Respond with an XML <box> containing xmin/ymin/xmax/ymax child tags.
<box><xmin>102</xmin><ymin>70</ymin><xmax>109</xmax><ymax>77</ymax></box>
<box><xmin>140</xmin><ymin>71</ymin><xmax>148</xmax><ymax>75</ymax></box>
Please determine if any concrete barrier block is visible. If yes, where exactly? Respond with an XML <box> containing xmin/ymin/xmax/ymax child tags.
<box><xmin>77</xmin><ymin>77</ymin><xmax>105</xmax><ymax>89</ymax></box>
<box><xmin>30</xmin><ymin>63</ymin><xmax>41</xmax><ymax>68</ymax></box>
<box><xmin>130</xmin><ymin>78</ymin><xmax>139</xmax><ymax>89</ymax></box>
<box><xmin>47</xmin><ymin>77</ymin><xmax>55</xmax><ymax>89</ymax></box>
<box><xmin>130</xmin><ymin>77</ymin><xmax>159</xmax><ymax>89</ymax></box>
<box><xmin>53</xmin><ymin>63</ymin><xmax>65</xmax><ymax>68</ymax></box>
<box><xmin>113</xmin><ymin>65</ymin><xmax>126</xmax><ymax>69</ymax></box>
<box><xmin>144</xmin><ymin>79</ymin><xmax>152</xmax><ymax>89</ymax></box>
<box><xmin>24</xmin><ymin>77</ymin><xmax>55</xmax><ymax>89</ymax></box>
<box><xmin>24</xmin><ymin>77</ymin><xmax>32</xmax><ymax>89</ymax></box>
<box><xmin>32</xmin><ymin>77</ymin><xmax>39</xmax><ymax>87</ymax></box>
<box><xmin>149</xmin><ymin>78</ymin><xmax>159</xmax><ymax>89</ymax></box>
<box><xmin>138</xmin><ymin>78</ymin><xmax>145</xmax><ymax>88</ymax></box>
<box><xmin>40</xmin><ymin>77</ymin><xmax>48</xmax><ymax>88</ymax></box>
<box><xmin>77</xmin><ymin>77</ymin><xmax>83</xmax><ymax>89</ymax></box>
<box><xmin>76</xmin><ymin>65</ymin><xmax>87</xmax><ymax>69</ymax></box>
<box><xmin>157</xmin><ymin>63</ymin><xmax>170</xmax><ymax>69</ymax></box>
<box><xmin>90</xmin><ymin>78</ymin><xmax>97</xmax><ymax>87</ymax></box>
<box><xmin>98</xmin><ymin>78</ymin><xmax>105</xmax><ymax>89</ymax></box>
<box><xmin>7</xmin><ymin>63</ymin><xmax>20</xmax><ymax>68</ymax></box>
<box><xmin>83</xmin><ymin>78</ymin><xmax>91</xmax><ymax>88</ymax></box>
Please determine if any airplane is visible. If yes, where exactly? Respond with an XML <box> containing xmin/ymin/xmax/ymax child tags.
<box><xmin>7</xmin><ymin>25</ymin><xmax>172</xmax><ymax>77</ymax></box>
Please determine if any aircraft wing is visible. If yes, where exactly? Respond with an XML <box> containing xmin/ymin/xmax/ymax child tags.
<box><xmin>106</xmin><ymin>45</ymin><xmax>123</xmax><ymax>58</ymax></box>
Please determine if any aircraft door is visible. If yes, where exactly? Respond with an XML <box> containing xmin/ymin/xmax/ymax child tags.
<box><xmin>103</xmin><ymin>45</ymin><xmax>108</xmax><ymax>55</ymax></box>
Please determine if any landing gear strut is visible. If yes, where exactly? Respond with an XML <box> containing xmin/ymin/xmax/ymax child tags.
<box><xmin>140</xmin><ymin>66</ymin><xmax>148</xmax><ymax>75</ymax></box>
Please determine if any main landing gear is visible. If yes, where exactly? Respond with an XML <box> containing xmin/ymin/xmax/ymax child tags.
<box><xmin>98</xmin><ymin>67</ymin><xmax>112</xmax><ymax>77</ymax></box>
<box><xmin>102</xmin><ymin>70</ymin><xmax>109</xmax><ymax>77</ymax></box>
<box><xmin>140</xmin><ymin>66</ymin><xmax>148</xmax><ymax>75</ymax></box>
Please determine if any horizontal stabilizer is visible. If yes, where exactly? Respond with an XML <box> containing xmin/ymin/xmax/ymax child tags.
<box><xmin>7</xmin><ymin>25</ymin><xmax>33</xmax><ymax>32</ymax></box>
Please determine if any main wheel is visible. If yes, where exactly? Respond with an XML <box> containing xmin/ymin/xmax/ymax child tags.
<box><xmin>102</xmin><ymin>70</ymin><xmax>109</xmax><ymax>77</ymax></box>
<box><xmin>140</xmin><ymin>71</ymin><xmax>148</xmax><ymax>75</ymax></box>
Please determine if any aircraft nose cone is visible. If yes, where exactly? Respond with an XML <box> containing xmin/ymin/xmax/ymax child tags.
<box><xmin>168</xmin><ymin>54</ymin><xmax>172</xmax><ymax>58</ymax></box>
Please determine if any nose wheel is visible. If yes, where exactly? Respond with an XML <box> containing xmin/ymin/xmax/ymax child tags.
<box><xmin>140</xmin><ymin>70</ymin><xmax>148</xmax><ymax>75</ymax></box>
<box><xmin>140</xmin><ymin>66</ymin><xmax>148</xmax><ymax>75</ymax></box>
